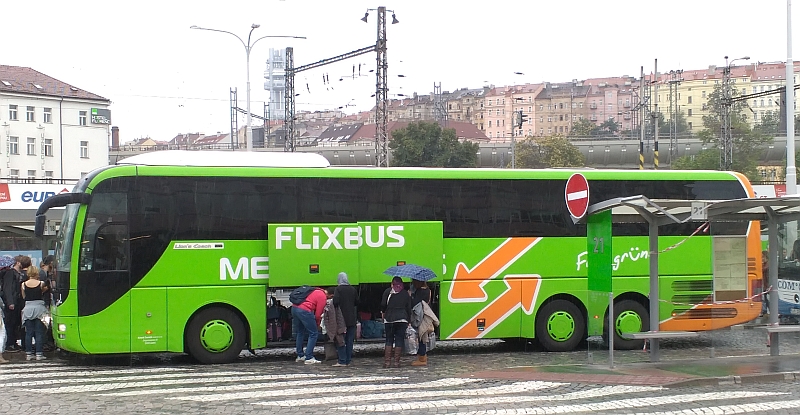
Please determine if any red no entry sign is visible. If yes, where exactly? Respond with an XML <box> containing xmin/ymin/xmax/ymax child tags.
<box><xmin>565</xmin><ymin>173</ymin><xmax>589</xmax><ymax>219</ymax></box>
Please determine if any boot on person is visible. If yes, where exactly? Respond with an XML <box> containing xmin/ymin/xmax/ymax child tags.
<box><xmin>383</xmin><ymin>346</ymin><xmax>393</xmax><ymax>368</ymax></box>
<box><xmin>411</xmin><ymin>354</ymin><xmax>427</xmax><ymax>366</ymax></box>
<box><xmin>392</xmin><ymin>347</ymin><xmax>403</xmax><ymax>368</ymax></box>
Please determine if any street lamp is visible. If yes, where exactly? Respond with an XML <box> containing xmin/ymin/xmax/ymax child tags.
<box><xmin>190</xmin><ymin>24</ymin><xmax>305</xmax><ymax>151</ymax></box>
<box><xmin>720</xmin><ymin>55</ymin><xmax>750</xmax><ymax>170</ymax></box>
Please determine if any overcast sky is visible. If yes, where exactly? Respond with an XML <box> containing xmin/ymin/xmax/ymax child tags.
<box><xmin>4</xmin><ymin>1</ymin><xmax>799</xmax><ymax>141</ymax></box>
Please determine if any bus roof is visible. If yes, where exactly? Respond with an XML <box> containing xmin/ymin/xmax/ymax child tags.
<box><xmin>116</xmin><ymin>150</ymin><xmax>330</xmax><ymax>168</ymax></box>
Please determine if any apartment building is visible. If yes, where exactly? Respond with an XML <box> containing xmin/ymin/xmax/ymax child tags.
<box><xmin>0</xmin><ymin>65</ymin><xmax>111</xmax><ymax>182</ymax></box>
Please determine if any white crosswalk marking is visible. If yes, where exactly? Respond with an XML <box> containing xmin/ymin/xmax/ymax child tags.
<box><xmin>0</xmin><ymin>365</ymin><xmax>188</xmax><ymax>378</ymax></box>
<box><xmin>337</xmin><ymin>385</ymin><xmax>662</xmax><ymax>412</ymax></box>
<box><xmin>0</xmin><ymin>370</ymin><xmax>245</xmax><ymax>387</ymax></box>
<box><xmin>447</xmin><ymin>391</ymin><xmax>787</xmax><ymax>415</ymax></box>
<box><xmin>174</xmin><ymin>377</ymin><xmax>483</xmax><ymax>403</ymax></box>
<box><xmin>40</xmin><ymin>372</ymin><xmax>331</xmax><ymax>393</ymax></box>
<box><xmin>99</xmin><ymin>375</ymin><xmax>405</xmax><ymax>397</ymax></box>
<box><xmin>639</xmin><ymin>399</ymin><xmax>800</xmax><ymax>415</ymax></box>
<box><xmin>257</xmin><ymin>378</ymin><xmax>536</xmax><ymax>410</ymax></box>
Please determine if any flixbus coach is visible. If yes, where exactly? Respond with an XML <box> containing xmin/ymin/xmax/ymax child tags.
<box><xmin>34</xmin><ymin>151</ymin><xmax>763</xmax><ymax>364</ymax></box>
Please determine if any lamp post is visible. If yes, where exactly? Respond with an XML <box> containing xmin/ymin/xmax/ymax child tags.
<box><xmin>191</xmin><ymin>24</ymin><xmax>305</xmax><ymax>151</ymax></box>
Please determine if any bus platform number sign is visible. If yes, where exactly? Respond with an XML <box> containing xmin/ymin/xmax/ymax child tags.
<box><xmin>565</xmin><ymin>173</ymin><xmax>590</xmax><ymax>219</ymax></box>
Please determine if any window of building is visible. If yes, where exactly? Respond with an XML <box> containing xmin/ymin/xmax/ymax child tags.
<box><xmin>9</xmin><ymin>104</ymin><xmax>18</xmax><ymax>121</ymax></box>
<box><xmin>754</xmin><ymin>112</ymin><xmax>759</xmax><ymax>122</ymax></box>
<box><xmin>702</xmin><ymin>80</ymin><xmax>707</xmax><ymax>85</ymax></box>
<box><xmin>540</xmin><ymin>116</ymin><xmax>544</xmax><ymax>122</ymax></box>
<box><xmin>495</xmin><ymin>109</ymin><xmax>499</xmax><ymax>116</ymax></box>
<box><xmin>27</xmin><ymin>137</ymin><xmax>35</xmax><ymax>155</ymax></box>
<box><xmin>688</xmin><ymin>122</ymin><xmax>693</xmax><ymax>130</ymax></box>
<box><xmin>768</xmin><ymin>99</ymin><xmax>773</xmax><ymax>107</ymax></box>
<box><xmin>9</xmin><ymin>169</ymin><xmax>19</xmax><ymax>183</ymax></box>
<box><xmin>26</xmin><ymin>170</ymin><xmax>36</xmax><ymax>183</ymax></box>
<box><xmin>687</xmin><ymin>96</ymin><xmax>692</xmax><ymax>104</ymax></box>
<box><xmin>79</xmin><ymin>111</ymin><xmax>87</xmax><ymax>126</ymax></box>
<box><xmin>44</xmin><ymin>171</ymin><xmax>53</xmax><ymax>184</ymax></box>
<box><xmin>579</xmin><ymin>103</ymin><xmax>583</xmax><ymax>109</ymax></box>
<box><xmin>80</xmin><ymin>141</ymin><xmax>89</xmax><ymax>158</ymax></box>
<box><xmin>488</xmin><ymin>121</ymin><xmax>492</xmax><ymax>127</ymax></box>
<box><xmin>547</xmin><ymin>116</ymin><xmax>552</xmax><ymax>122</ymax></box>
<box><xmin>488</xmin><ymin>132</ymin><xmax>492</xmax><ymax>138</ymax></box>
<box><xmin>43</xmin><ymin>138</ymin><xmax>53</xmax><ymax>157</ymax></box>
<box><xmin>761</xmin><ymin>99</ymin><xmax>764</xmax><ymax>107</ymax></box>
<box><xmin>753</xmin><ymin>100</ymin><xmax>758</xmax><ymax>107</ymax></box>
<box><xmin>753</xmin><ymin>87</ymin><xmax>757</xmax><ymax>94</ymax></box>
<box><xmin>687</xmin><ymin>109</ymin><xmax>693</xmax><ymax>117</ymax></box>
<box><xmin>44</xmin><ymin>108</ymin><xmax>52</xmax><ymax>123</ymax></box>
<box><xmin>539</xmin><ymin>128</ymin><xmax>544</xmax><ymax>135</ymax></box>
<box><xmin>539</xmin><ymin>105</ymin><xmax>544</xmax><ymax>111</ymax></box>
<box><xmin>547</xmin><ymin>128</ymin><xmax>552</xmax><ymax>134</ymax></box>
<box><xmin>501</xmin><ymin>120</ymin><xmax>504</xmax><ymax>127</ymax></box>
<box><xmin>9</xmin><ymin>137</ymin><xmax>19</xmax><ymax>154</ymax></box>
<box><xmin>26</xmin><ymin>106</ymin><xmax>35</xmax><ymax>122</ymax></box>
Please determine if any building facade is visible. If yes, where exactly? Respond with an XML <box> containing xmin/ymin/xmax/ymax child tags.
<box><xmin>1</xmin><ymin>65</ymin><xmax>110</xmax><ymax>182</ymax></box>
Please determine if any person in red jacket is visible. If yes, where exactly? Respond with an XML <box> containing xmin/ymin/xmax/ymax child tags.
<box><xmin>292</xmin><ymin>287</ymin><xmax>327</xmax><ymax>364</ymax></box>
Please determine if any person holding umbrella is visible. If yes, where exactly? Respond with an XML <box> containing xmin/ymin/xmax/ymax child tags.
<box><xmin>380</xmin><ymin>276</ymin><xmax>411</xmax><ymax>368</ymax></box>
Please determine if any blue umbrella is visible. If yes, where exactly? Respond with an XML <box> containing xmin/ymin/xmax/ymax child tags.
<box><xmin>0</xmin><ymin>255</ymin><xmax>15</xmax><ymax>269</ymax></box>
<box><xmin>383</xmin><ymin>264</ymin><xmax>437</xmax><ymax>282</ymax></box>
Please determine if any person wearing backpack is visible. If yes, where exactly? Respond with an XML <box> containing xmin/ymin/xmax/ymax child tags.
<box><xmin>290</xmin><ymin>285</ymin><xmax>326</xmax><ymax>364</ymax></box>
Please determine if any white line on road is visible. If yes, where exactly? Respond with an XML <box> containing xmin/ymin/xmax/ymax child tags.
<box><xmin>254</xmin><ymin>381</ymin><xmax>561</xmax><ymax>407</ymax></box>
<box><xmin>98</xmin><ymin>376</ymin><xmax>406</xmax><ymax>397</ymax></box>
<box><xmin>636</xmin><ymin>399</ymin><xmax>800</xmax><ymax>415</ymax></box>
<box><xmin>176</xmin><ymin>377</ymin><xmax>482</xmax><ymax>403</ymax></box>
<box><xmin>447</xmin><ymin>391</ymin><xmax>787</xmax><ymax>415</ymax></box>
<box><xmin>0</xmin><ymin>371</ymin><xmax>247</xmax><ymax>388</ymax></box>
<box><xmin>338</xmin><ymin>385</ymin><xmax>661</xmax><ymax>412</ymax></box>
<box><xmin>0</xmin><ymin>366</ymin><xmax>190</xmax><ymax>378</ymax></box>
<box><xmin>40</xmin><ymin>372</ymin><xmax>333</xmax><ymax>394</ymax></box>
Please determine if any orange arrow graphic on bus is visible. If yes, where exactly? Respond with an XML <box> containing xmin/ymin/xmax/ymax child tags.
<box><xmin>449</xmin><ymin>276</ymin><xmax>541</xmax><ymax>339</ymax></box>
<box><xmin>448</xmin><ymin>237</ymin><xmax>540</xmax><ymax>302</ymax></box>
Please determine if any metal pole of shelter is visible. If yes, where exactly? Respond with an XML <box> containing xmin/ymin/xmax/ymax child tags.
<box><xmin>767</xmin><ymin>211</ymin><xmax>781</xmax><ymax>355</ymax></box>
<box><xmin>648</xmin><ymin>219</ymin><xmax>660</xmax><ymax>361</ymax></box>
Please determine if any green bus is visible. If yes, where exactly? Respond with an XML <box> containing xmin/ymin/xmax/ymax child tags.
<box><xmin>34</xmin><ymin>150</ymin><xmax>763</xmax><ymax>364</ymax></box>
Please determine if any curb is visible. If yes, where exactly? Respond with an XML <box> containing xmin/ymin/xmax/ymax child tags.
<box><xmin>665</xmin><ymin>371</ymin><xmax>800</xmax><ymax>387</ymax></box>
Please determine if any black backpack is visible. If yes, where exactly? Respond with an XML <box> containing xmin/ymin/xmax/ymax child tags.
<box><xmin>289</xmin><ymin>285</ymin><xmax>315</xmax><ymax>305</ymax></box>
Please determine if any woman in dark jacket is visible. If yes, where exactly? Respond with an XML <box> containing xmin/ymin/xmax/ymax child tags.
<box><xmin>380</xmin><ymin>276</ymin><xmax>412</xmax><ymax>368</ymax></box>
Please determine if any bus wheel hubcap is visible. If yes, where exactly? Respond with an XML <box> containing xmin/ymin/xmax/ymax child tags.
<box><xmin>615</xmin><ymin>311</ymin><xmax>642</xmax><ymax>336</ymax></box>
<box><xmin>200</xmin><ymin>320</ymin><xmax>234</xmax><ymax>353</ymax></box>
<box><xmin>546</xmin><ymin>311</ymin><xmax>575</xmax><ymax>342</ymax></box>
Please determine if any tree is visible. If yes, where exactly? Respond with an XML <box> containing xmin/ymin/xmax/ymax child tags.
<box><xmin>671</xmin><ymin>148</ymin><xmax>720</xmax><ymax>170</ymax></box>
<box><xmin>569</xmin><ymin>118</ymin><xmax>598</xmax><ymax>138</ymax></box>
<box><xmin>513</xmin><ymin>134</ymin><xmax>586</xmax><ymax>168</ymax></box>
<box><xmin>672</xmin><ymin>84</ymin><xmax>772</xmax><ymax>180</ymax></box>
<box><xmin>657</xmin><ymin>111</ymin><xmax>690</xmax><ymax>136</ymax></box>
<box><xmin>597</xmin><ymin>118</ymin><xmax>621</xmax><ymax>136</ymax></box>
<box><xmin>754</xmin><ymin>111</ymin><xmax>780</xmax><ymax>136</ymax></box>
<box><xmin>389</xmin><ymin>121</ymin><xmax>479</xmax><ymax>167</ymax></box>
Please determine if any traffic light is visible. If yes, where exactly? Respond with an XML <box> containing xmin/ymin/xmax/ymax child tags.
<box><xmin>517</xmin><ymin>110</ymin><xmax>528</xmax><ymax>130</ymax></box>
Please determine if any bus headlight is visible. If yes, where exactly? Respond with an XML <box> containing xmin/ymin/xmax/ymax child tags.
<box><xmin>58</xmin><ymin>324</ymin><xmax>67</xmax><ymax>332</ymax></box>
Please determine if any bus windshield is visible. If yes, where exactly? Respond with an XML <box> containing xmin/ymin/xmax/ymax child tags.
<box><xmin>53</xmin><ymin>203</ymin><xmax>79</xmax><ymax>304</ymax></box>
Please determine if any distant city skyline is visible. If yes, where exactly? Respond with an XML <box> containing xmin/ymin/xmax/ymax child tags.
<box><xmin>3</xmin><ymin>0</ymin><xmax>797</xmax><ymax>140</ymax></box>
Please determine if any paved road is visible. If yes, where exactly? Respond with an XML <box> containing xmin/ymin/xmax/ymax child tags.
<box><xmin>1</xmin><ymin>328</ymin><xmax>799</xmax><ymax>414</ymax></box>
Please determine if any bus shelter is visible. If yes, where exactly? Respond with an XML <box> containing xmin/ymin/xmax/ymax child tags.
<box><xmin>578</xmin><ymin>195</ymin><xmax>800</xmax><ymax>362</ymax></box>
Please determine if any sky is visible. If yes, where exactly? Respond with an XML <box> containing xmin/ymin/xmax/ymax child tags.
<box><xmin>4</xmin><ymin>0</ymin><xmax>799</xmax><ymax>142</ymax></box>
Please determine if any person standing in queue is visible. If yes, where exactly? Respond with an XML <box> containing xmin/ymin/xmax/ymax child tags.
<box><xmin>21</xmin><ymin>265</ymin><xmax>48</xmax><ymax>361</ymax></box>
<box><xmin>292</xmin><ymin>286</ymin><xmax>327</xmax><ymax>365</ymax></box>
<box><xmin>333</xmin><ymin>272</ymin><xmax>358</xmax><ymax>367</ymax></box>
<box><xmin>410</xmin><ymin>279</ymin><xmax>432</xmax><ymax>366</ymax></box>
<box><xmin>381</xmin><ymin>276</ymin><xmax>412</xmax><ymax>368</ymax></box>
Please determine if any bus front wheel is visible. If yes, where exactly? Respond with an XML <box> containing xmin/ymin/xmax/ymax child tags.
<box><xmin>604</xmin><ymin>299</ymin><xmax>649</xmax><ymax>350</ymax></box>
<box><xmin>186</xmin><ymin>307</ymin><xmax>246</xmax><ymax>364</ymax></box>
<box><xmin>535</xmin><ymin>299</ymin><xmax>585</xmax><ymax>352</ymax></box>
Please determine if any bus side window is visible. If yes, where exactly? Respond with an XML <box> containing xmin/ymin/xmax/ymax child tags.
<box><xmin>93</xmin><ymin>223</ymin><xmax>129</xmax><ymax>272</ymax></box>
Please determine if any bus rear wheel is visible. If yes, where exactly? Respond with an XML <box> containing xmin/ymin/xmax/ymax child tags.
<box><xmin>535</xmin><ymin>299</ymin><xmax>585</xmax><ymax>352</ymax></box>
<box><xmin>186</xmin><ymin>307</ymin><xmax>246</xmax><ymax>364</ymax></box>
<box><xmin>604</xmin><ymin>299</ymin><xmax>649</xmax><ymax>350</ymax></box>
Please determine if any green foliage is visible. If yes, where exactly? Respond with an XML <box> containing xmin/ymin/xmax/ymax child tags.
<box><xmin>569</xmin><ymin>118</ymin><xmax>599</xmax><ymax>137</ymax></box>
<box><xmin>753</xmin><ymin>111</ymin><xmax>780</xmax><ymax>136</ymax></box>
<box><xmin>513</xmin><ymin>134</ymin><xmax>586</xmax><ymax>169</ymax></box>
<box><xmin>672</xmin><ymin>84</ymin><xmax>772</xmax><ymax>180</ymax></box>
<box><xmin>388</xmin><ymin>121</ymin><xmax>479</xmax><ymax>167</ymax></box>
<box><xmin>657</xmin><ymin>111</ymin><xmax>690</xmax><ymax>136</ymax></box>
<box><xmin>597</xmin><ymin>118</ymin><xmax>621</xmax><ymax>136</ymax></box>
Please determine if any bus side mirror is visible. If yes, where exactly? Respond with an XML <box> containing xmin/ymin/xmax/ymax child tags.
<box><xmin>35</xmin><ymin>215</ymin><xmax>47</xmax><ymax>238</ymax></box>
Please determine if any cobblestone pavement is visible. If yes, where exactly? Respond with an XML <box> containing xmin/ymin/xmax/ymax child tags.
<box><xmin>1</xmin><ymin>327</ymin><xmax>799</xmax><ymax>414</ymax></box>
